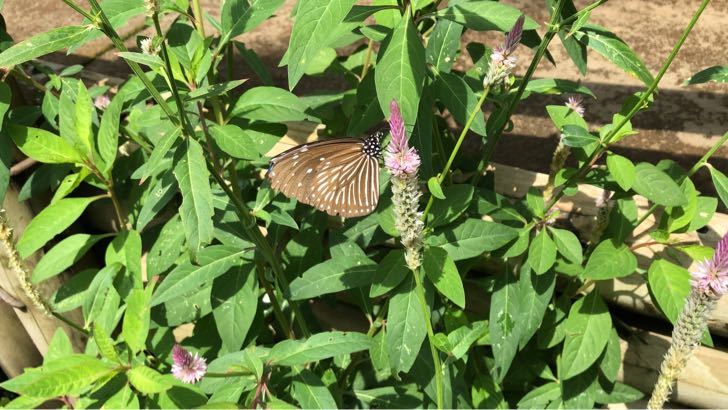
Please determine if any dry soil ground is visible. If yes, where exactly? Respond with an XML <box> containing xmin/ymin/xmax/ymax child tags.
<box><xmin>4</xmin><ymin>0</ymin><xmax>728</xmax><ymax>196</ymax></box>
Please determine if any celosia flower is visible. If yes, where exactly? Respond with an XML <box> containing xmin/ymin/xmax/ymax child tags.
<box><xmin>94</xmin><ymin>95</ymin><xmax>110</xmax><ymax>110</ymax></box>
<box><xmin>485</xmin><ymin>15</ymin><xmax>525</xmax><ymax>86</ymax></box>
<box><xmin>140</xmin><ymin>37</ymin><xmax>159</xmax><ymax>56</ymax></box>
<box><xmin>648</xmin><ymin>234</ymin><xmax>728</xmax><ymax>409</ymax></box>
<box><xmin>386</xmin><ymin>100</ymin><xmax>424</xmax><ymax>270</ymax></box>
<box><xmin>385</xmin><ymin>100</ymin><xmax>421</xmax><ymax>176</ymax></box>
<box><xmin>565</xmin><ymin>95</ymin><xmax>586</xmax><ymax>117</ymax></box>
<box><xmin>143</xmin><ymin>0</ymin><xmax>159</xmax><ymax>17</ymax></box>
<box><xmin>691</xmin><ymin>235</ymin><xmax>728</xmax><ymax>298</ymax></box>
<box><xmin>171</xmin><ymin>344</ymin><xmax>207</xmax><ymax>384</ymax></box>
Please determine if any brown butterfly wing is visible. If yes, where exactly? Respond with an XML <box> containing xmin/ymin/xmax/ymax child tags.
<box><xmin>267</xmin><ymin>138</ymin><xmax>380</xmax><ymax>217</ymax></box>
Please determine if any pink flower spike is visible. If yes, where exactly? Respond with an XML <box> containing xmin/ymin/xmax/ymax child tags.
<box><xmin>386</xmin><ymin>100</ymin><xmax>420</xmax><ymax>177</ymax></box>
<box><xmin>171</xmin><ymin>344</ymin><xmax>207</xmax><ymax>384</ymax></box>
<box><xmin>502</xmin><ymin>15</ymin><xmax>525</xmax><ymax>55</ymax></box>
<box><xmin>388</xmin><ymin>99</ymin><xmax>406</xmax><ymax>153</ymax></box>
<box><xmin>565</xmin><ymin>95</ymin><xmax>586</xmax><ymax>117</ymax></box>
<box><xmin>691</xmin><ymin>234</ymin><xmax>728</xmax><ymax>298</ymax></box>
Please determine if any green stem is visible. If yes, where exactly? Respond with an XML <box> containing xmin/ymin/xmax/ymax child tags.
<box><xmin>190</xmin><ymin>0</ymin><xmax>206</xmax><ymax>37</ymax></box>
<box><xmin>421</xmin><ymin>86</ymin><xmax>489</xmax><ymax>223</ymax></box>
<box><xmin>634</xmin><ymin>130</ymin><xmax>727</xmax><ymax>228</ymax></box>
<box><xmin>152</xmin><ymin>13</ymin><xmax>195</xmax><ymax>137</ymax></box>
<box><xmin>52</xmin><ymin>312</ymin><xmax>89</xmax><ymax>336</ymax></box>
<box><xmin>543</xmin><ymin>0</ymin><xmax>712</xmax><ymax>214</ymax></box>
<box><xmin>412</xmin><ymin>269</ymin><xmax>443</xmax><ymax>409</ymax></box>
<box><xmin>472</xmin><ymin>0</ymin><xmax>567</xmax><ymax>185</ymax></box>
<box><xmin>85</xmin><ymin>0</ymin><xmax>180</xmax><ymax>124</ymax></box>
<box><xmin>208</xmin><ymin>167</ymin><xmax>311</xmax><ymax>338</ymax></box>
<box><xmin>255</xmin><ymin>262</ymin><xmax>293</xmax><ymax>339</ymax></box>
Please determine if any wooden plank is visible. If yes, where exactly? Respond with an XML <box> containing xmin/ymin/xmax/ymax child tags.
<box><xmin>0</xmin><ymin>300</ymin><xmax>42</xmax><ymax>377</ymax></box>
<box><xmin>0</xmin><ymin>185</ymin><xmax>85</xmax><ymax>356</ymax></box>
<box><xmin>619</xmin><ymin>330</ymin><xmax>728</xmax><ymax>408</ymax></box>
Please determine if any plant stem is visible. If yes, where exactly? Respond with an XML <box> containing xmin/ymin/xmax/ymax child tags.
<box><xmin>472</xmin><ymin>0</ymin><xmax>567</xmax><ymax>185</ymax></box>
<box><xmin>84</xmin><ymin>0</ymin><xmax>180</xmax><ymax>124</ymax></box>
<box><xmin>543</xmin><ymin>0</ymin><xmax>712</xmax><ymax>215</ymax></box>
<box><xmin>633</xmin><ymin>129</ymin><xmax>727</xmax><ymax>228</ymax></box>
<box><xmin>52</xmin><ymin>312</ymin><xmax>89</xmax><ymax>335</ymax></box>
<box><xmin>421</xmin><ymin>86</ymin><xmax>489</xmax><ymax>223</ymax></box>
<box><xmin>360</xmin><ymin>39</ymin><xmax>374</xmax><ymax>79</ymax></box>
<box><xmin>208</xmin><ymin>167</ymin><xmax>311</xmax><ymax>338</ymax></box>
<box><xmin>190</xmin><ymin>0</ymin><xmax>206</xmax><ymax>37</ymax></box>
<box><xmin>412</xmin><ymin>268</ymin><xmax>443</xmax><ymax>409</ymax></box>
<box><xmin>255</xmin><ymin>262</ymin><xmax>293</xmax><ymax>339</ymax></box>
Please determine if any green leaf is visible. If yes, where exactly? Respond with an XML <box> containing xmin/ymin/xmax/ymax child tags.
<box><xmin>607</xmin><ymin>153</ymin><xmax>636</xmax><ymax>191</ymax></box>
<box><xmin>105</xmin><ymin>229</ymin><xmax>143</xmax><ymax>286</ymax></box>
<box><xmin>74</xmin><ymin>81</ymin><xmax>94</xmax><ymax>157</ymax></box>
<box><xmin>231</xmin><ymin>86</ymin><xmax>312</xmax><ymax>122</ymax></box>
<box><xmin>208</xmin><ymin>124</ymin><xmax>260</xmax><ymax>160</ymax></box>
<box><xmin>561</xmin><ymin>124</ymin><xmax>599</xmax><ymax>147</ymax></box>
<box><xmin>423</xmin><ymin>246</ymin><xmax>465</xmax><ymax>308</ymax></box>
<box><xmin>127</xmin><ymin>365</ymin><xmax>173</xmax><ymax>394</ymax></box>
<box><xmin>583</xmin><ymin>240</ymin><xmax>637</xmax><ymax>280</ymax></box>
<box><xmin>185</xmin><ymin>79</ymin><xmax>247</xmax><ymax>102</ymax></box>
<box><xmin>370</xmin><ymin>249</ymin><xmax>409</xmax><ymax>297</ymax></box>
<box><xmin>517</xmin><ymin>267</ymin><xmax>555</xmax><ymax>349</ymax></box>
<box><xmin>0</xmin><ymin>25</ymin><xmax>92</xmax><ymax>68</ymax></box>
<box><xmin>97</xmin><ymin>94</ymin><xmax>123</xmax><ymax>176</ymax></box>
<box><xmin>92</xmin><ymin>324</ymin><xmax>120</xmax><ymax>363</ymax></box>
<box><xmin>430</xmin><ymin>184</ymin><xmax>474</xmax><ymax>228</ymax></box>
<box><xmin>222</xmin><ymin>0</ymin><xmax>285</xmax><ymax>42</ymax></box>
<box><xmin>448</xmin><ymin>320</ymin><xmax>488</xmax><ymax>360</ymax></box>
<box><xmin>122</xmin><ymin>288</ymin><xmax>151</xmax><ymax>353</ymax></box>
<box><xmin>561</xmin><ymin>291</ymin><xmax>612</xmax><ymax>379</ymax></box>
<box><xmin>117</xmin><ymin>51</ymin><xmax>164</xmax><ymax>70</ymax></box>
<box><xmin>268</xmin><ymin>331</ymin><xmax>371</xmax><ymax>366</ymax></box>
<box><xmin>546</xmin><ymin>105</ymin><xmax>588</xmax><ymax>130</ymax></box>
<box><xmin>595</xmin><ymin>382</ymin><xmax>644</xmax><ymax>404</ymax></box>
<box><xmin>647</xmin><ymin>259</ymin><xmax>691</xmax><ymax>324</ymax></box>
<box><xmin>708</xmin><ymin>163</ymin><xmax>728</xmax><ymax>208</ymax></box>
<box><xmin>517</xmin><ymin>382</ymin><xmax>561</xmax><ymax>408</ymax></box>
<box><xmin>287</xmin><ymin>0</ymin><xmax>356</xmax><ymax>89</ymax></box>
<box><xmin>45</xmin><ymin>328</ymin><xmax>73</xmax><ymax>362</ymax></box>
<box><xmin>575</xmin><ymin>24</ymin><xmax>654</xmax><ymax>86</ymax></box>
<box><xmin>292</xmin><ymin>369</ymin><xmax>337</xmax><ymax>409</ymax></box>
<box><xmin>17</xmin><ymin>196</ymin><xmax>102</xmax><ymax>258</ymax></box>
<box><xmin>527</xmin><ymin>229</ymin><xmax>557</xmax><ymax>275</ymax></box>
<box><xmin>82</xmin><ymin>264</ymin><xmax>121</xmax><ymax>329</ymax></box>
<box><xmin>8</xmin><ymin>123</ymin><xmax>83</xmax><ymax>164</ymax></box>
<box><xmin>348</xmin><ymin>71</ymin><xmax>383</xmax><ymax>135</ymax></box>
<box><xmin>386</xmin><ymin>274</ymin><xmax>430</xmax><ymax>373</ymax></box>
<box><xmin>434</xmin><ymin>72</ymin><xmax>486</xmax><ymax>136</ymax></box>
<box><xmin>212</xmin><ymin>263</ymin><xmax>258</xmax><ymax>353</ymax></box>
<box><xmin>32</xmin><ymin>233</ymin><xmax>109</xmax><ymax>283</ymax></box>
<box><xmin>427</xmin><ymin>176</ymin><xmax>445</xmax><ymax>199</ymax></box>
<box><xmin>633</xmin><ymin>162</ymin><xmax>686</xmax><ymax>206</ymax></box>
<box><xmin>489</xmin><ymin>268</ymin><xmax>521</xmax><ymax>382</ymax></box>
<box><xmin>436</xmin><ymin>2</ymin><xmax>539</xmax><ymax>32</ymax></box>
<box><xmin>427</xmin><ymin>219</ymin><xmax>519</xmax><ymax>261</ymax></box>
<box><xmin>683</xmin><ymin>65</ymin><xmax>728</xmax><ymax>85</ymax></box>
<box><xmin>549</xmin><ymin>228</ymin><xmax>583</xmax><ymax>264</ymax></box>
<box><xmin>289</xmin><ymin>256</ymin><xmax>376</xmax><ymax>300</ymax></box>
<box><xmin>687</xmin><ymin>196</ymin><xmax>717</xmax><ymax>232</ymax></box>
<box><xmin>174</xmin><ymin>138</ymin><xmax>214</xmax><ymax>257</ymax></box>
<box><xmin>524</xmin><ymin>78</ymin><xmax>595</xmax><ymax>97</ymax></box>
<box><xmin>0</xmin><ymin>82</ymin><xmax>11</xmax><ymax>203</ymax></box>
<box><xmin>0</xmin><ymin>354</ymin><xmax>116</xmax><ymax>398</ymax></box>
<box><xmin>375</xmin><ymin>10</ymin><xmax>426</xmax><ymax>129</ymax></box>
<box><xmin>426</xmin><ymin>19</ymin><xmax>463</xmax><ymax>73</ymax></box>
<box><xmin>152</xmin><ymin>246</ymin><xmax>251</xmax><ymax>306</ymax></box>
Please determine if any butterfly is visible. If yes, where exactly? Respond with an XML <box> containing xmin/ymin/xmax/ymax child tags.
<box><xmin>266</xmin><ymin>131</ymin><xmax>384</xmax><ymax>218</ymax></box>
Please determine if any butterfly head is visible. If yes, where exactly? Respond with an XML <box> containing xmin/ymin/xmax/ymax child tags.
<box><xmin>363</xmin><ymin>130</ymin><xmax>384</xmax><ymax>159</ymax></box>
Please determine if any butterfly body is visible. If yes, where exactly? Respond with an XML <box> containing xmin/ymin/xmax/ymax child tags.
<box><xmin>267</xmin><ymin>132</ymin><xmax>383</xmax><ymax>218</ymax></box>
